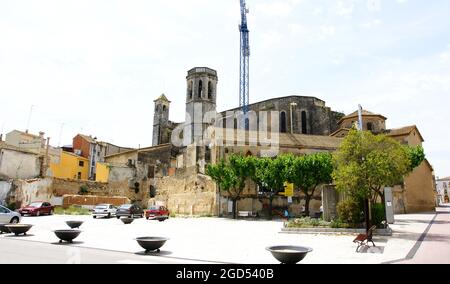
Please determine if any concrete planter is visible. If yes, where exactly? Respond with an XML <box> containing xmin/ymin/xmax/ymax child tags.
<box><xmin>281</xmin><ymin>226</ymin><xmax>393</xmax><ymax>236</ymax></box>
<box><xmin>66</xmin><ymin>221</ymin><xmax>84</xmax><ymax>229</ymax></box>
<box><xmin>121</xmin><ymin>218</ymin><xmax>135</xmax><ymax>225</ymax></box>
<box><xmin>135</xmin><ymin>237</ymin><xmax>168</xmax><ymax>253</ymax></box>
<box><xmin>5</xmin><ymin>224</ymin><xmax>33</xmax><ymax>236</ymax></box>
<box><xmin>0</xmin><ymin>224</ymin><xmax>11</xmax><ymax>234</ymax></box>
<box><xmin>266</xmin><ymin>246</ymin><xmax>313</xmax><ymax>264</ymax></box>
<box><xmin>54</xmin><ymin>230</ymin><xmax>82</xmax><ymax>243</ymax></box>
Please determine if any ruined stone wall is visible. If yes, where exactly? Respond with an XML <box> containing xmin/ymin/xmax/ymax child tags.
<box><xmin>12</xmin><ymin>178</ymin><xmax>53</xmax><ymax>207</ymax></box>
<box><xmin>150</xmin><ymin>173</ymin><xmax>217</xmax><ymax>216</ymax></box>
<box><xmin>0</xmin><ymin>181</ymin><xmax>12</xmax><ymax>205</ymax></box>
<box><xmin>10</xmin><ymin>177</ymin><xmax>125</xmax><ymax>208</ymax></box>
<box><xmin>62</xmin><ymin>195</ymin><xmax>129</xmax><ymax>208</ymax></box>
<box><xmin>0</xmin><ymin>149</ymin><xmax>41</xmax><ymax>179</ymax></box>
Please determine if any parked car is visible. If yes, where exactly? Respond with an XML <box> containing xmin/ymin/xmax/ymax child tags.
<box><xmin>92</xmin><ymin>204</ymin><xmax>117</xmax><ymax>219</ymax></box>
<box><xmin>0</xmin><ymin>205</ymin><xmax>21</xmax><ymax>224</ymax></box>
<box><xmin>19</xmin><ymin>202</ymin><xmax>54</xmax><ymax>216</ymax></box>
<box><xmin>116</xmin><ymin>204</ymin><xmax>144</xmax><ymax>219</ymax></box>
<box><xmin>145</xmin><ymin>206</ymin><xmax>169</xmax><ymax>221</ymax></box>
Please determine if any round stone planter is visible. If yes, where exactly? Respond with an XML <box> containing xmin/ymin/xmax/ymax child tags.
<box><xmin>66</xmin><ymin>221</ymin><xmax>84</xmax><ymax>229</ymax></box>
<box><xmin>121</xmin><ymin>218</ymin><xmax>135</xmax><ymax>225</ymax></box>
<box><xmin>5</xmin><ymin>224</ymin><xmax>33</xmax><ymax>236</ymax></box>
<box><xmin>0</xmin><ymin>224</ymin><xmax>11</xmax><ymax>234</ymax></box>
<box><xmin>54</xmin><ymin>230</ymin><xmax>82</xmax><ymax>243</ymax></box>
<box><xmin>266</xmin><ymin>246</ymin><xmax>313</xmax><ymax>264</ymax></box>
<box><xmin>135</xmin><ymin>237</ymin><xmax>168</xmax><ymax>253</ymax></box>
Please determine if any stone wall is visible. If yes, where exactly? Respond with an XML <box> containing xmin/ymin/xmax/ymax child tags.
<box><xmin>150</xmin><ymin>173</ymin><xmax>217</xmax><ymax>216</ymax></box>
<box><xmin>0</xmin><ymin>181</ymin><xmax>12</xmax><ymax>205</ymax></box>
<box><xmin>220</xmin><ymin>96</ymin><xmax>344</xmax><ymax>136</ymax></box>
<box><xmin>12</xmin><ymin>178</ymin><xmax>53</xmax><ymax>207</ymax></box>
<box><xmin>0</xmin><ymin>149</ymin><xmax>41</xmax><ymax>179</ymax></box>
<box><xmin>10</xmin><ymin>177</ymin><xmax>126</xmax><ymax>208</ymax></box>
<box><xmin>62</xmin><ymin>195</ymin><xmax>129</xmax><ymax>208</ymax></box>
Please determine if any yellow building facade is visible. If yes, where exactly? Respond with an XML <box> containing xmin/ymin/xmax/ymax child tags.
<box><xmin>49</xmin><ymin>151</ymin><xmax>89</xmax><ymax>180</ymax></box>
<box><xmin>95</xmin><ymin>162</ymin><xmax>110</xmax><ymax>183</ymax></box>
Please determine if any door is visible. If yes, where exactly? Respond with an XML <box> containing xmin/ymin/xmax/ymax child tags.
<box><xmin>42</xmin><ymin>202</ymin><xmax>51</xmax><ymax>214</ymax></box>
<box><xmin>0</xmin><ymin>206</ymin><xmax>9</xmax><ymax>223</ymax></box>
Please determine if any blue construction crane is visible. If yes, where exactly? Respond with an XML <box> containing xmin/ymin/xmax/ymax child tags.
<box><xmin>239</xmin><ymin>0</ymin><xmax>250</xmax><ymax>114</ymax></box>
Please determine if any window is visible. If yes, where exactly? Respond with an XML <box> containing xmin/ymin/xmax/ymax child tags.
<box><xmin>280</xmin><ymin>112</ymin><xmax>287</xmax><ymax>133</ymax></box>
<box><xmin>163</xmin><ymin>105</ymin><xmax>167</xmax><ymax>112</ymax></box>
<box><xmin>149</xmin><ymin>185</ymin><xmax>156</xmax><ymax>198</ymax></box>
<box><xmin>367</xmin><ymin>122</ymin><xmax>374</xmax><ymax>131</ymax></box>
<box><xmin>0</xmin><ymin>206</ymin><xmax>8</xmax><ymax>213</ymax></box>
<box><xmin>79</xmin><ymin>161</ymin><xmax>84</xmax><ymax>167</ymax></box>
<box><xmin>148</xmin><ymin>166</ymin><xmax>155</xmax><ymax>179</ymax></box>
<box><xmin>188</xmin><ymin>81</ymin><xmax>193</xmax><ymax>100</ymax></box>
<box><xmin>301</xmin><ymin>111</ymin><xmax>307</xmax><ymax>134</ymax></box>
<box><xmin>198</xmin><ymin>80</ymin><xmax>203</xmax><ymax>98</ymax></box>
<box><xmin>208</xmin><ymin>81</ymin><xmax>213</xmax><ymax>99</ymax></box>
<box><xmin>77</xmin><ymin>172</ymin><xmax>82</xmax><ymax>180</ymax></box>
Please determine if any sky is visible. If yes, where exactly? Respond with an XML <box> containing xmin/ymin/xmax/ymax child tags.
<box><xmin>0</xmin><ymin>0</ymin><xmax>449</xmax><ymax>177</ymax></box>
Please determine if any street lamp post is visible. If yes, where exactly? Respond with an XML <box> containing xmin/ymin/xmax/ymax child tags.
<box><xmin>358</xmin><ymin>105</ymin><xmax>371</xmax><ymax>235</ymax></box>
<box><xmin>290</xmin><ymin>102</ymin><xmax>297</xmax><ymax>134</ymax></box>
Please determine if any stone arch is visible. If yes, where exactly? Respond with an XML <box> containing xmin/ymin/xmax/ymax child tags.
<box><xmin>198</xmin><ymin>80</ymin><xmax>203</xmax><ymax>98</ymax></box>
<box><xmin>188</xmin><ymin>81</ymin><xmax>193</xmax><ymax>100</ymax></box>
<box><xmin>208</xmin><ymin>81</ymin><xmax>213</xmax><ymax>99</ymax></box>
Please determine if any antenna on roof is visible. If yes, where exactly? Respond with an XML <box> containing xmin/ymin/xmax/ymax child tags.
<box><xmin>58</xmin><ymin>123</ymin><xmax>65</xmax><ymax>147</ymax></box>
<box><xmin>26</xmin><ymin>105</ymin><xmax>35</xmax><ymax>133</ymax></box>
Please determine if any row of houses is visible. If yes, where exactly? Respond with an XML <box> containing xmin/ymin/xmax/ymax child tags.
<box><xmin>0</xmin><ymin>130</ymin><xmax>133</xmax><ymax>183</ymax></box>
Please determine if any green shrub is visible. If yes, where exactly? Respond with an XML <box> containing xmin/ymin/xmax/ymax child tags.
<box><xmin>286</xmin><ymin>217</ymin><xmax>330</xmax><ymax>228</ymax></box>
<box><xmin>7</xmin><ymin>203</ymin><xmax>17</xmax><ymax>211</ymax></box>
<box><xmin>337</xmin><ymin>199</ymin><xmax>363</xmax><ymax>226</ymax></box>
<box><xmin>371</xmin><ymin>203</ymin><xmax>385</xmax><ymax>227</ymax></box>
<box><xmin>54</xmin><ymin>206</ymin><xmax>91</xmax><ymax>215</ymax></box>
<box><xmin>330</xmin><ymin>219</ymin><xmax>351</xmax><ymax>229</ymax></box>
<box><xmin>78</xmin><ymin>185</ymin><xmax>89</xmax><ymax>195</ymax></box>
<box><xmin>169</xmin><ymin>212</ymin><xmax>177</xmax><ymax>218</ymax></box>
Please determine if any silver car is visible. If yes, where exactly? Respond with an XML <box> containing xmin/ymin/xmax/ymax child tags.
<box><xmin>0</xmin><ymin>205</ymin><xmax>21</xmax><ymax>224</ymax></box>
<box><xmin>92</xmin><ymin>204</ymin><xmax>117</xmax><ymax>219</ymax></box>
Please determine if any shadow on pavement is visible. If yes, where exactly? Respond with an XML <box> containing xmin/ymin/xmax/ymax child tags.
<box><xmin>358</xmin><ymin>246</ymin><xmax>385</xmax><ymax>254</ymax></box>
<box><xmin>135</xmin><ymin>250</ymin><xmax>173</xmax><ymax>257</ymax></box>
<box><xmin>51</xmin><ymin>241</ymin><xmax>85</xmax><ymax>246</ymax></box>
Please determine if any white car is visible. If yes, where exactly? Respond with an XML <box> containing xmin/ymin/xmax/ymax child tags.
<box><xmin>92</xmin><ymin>204</ymin><xmax>117</xmax><ymax>219</ymax></box>
<box><xmin>0</xmin><ymin>205</ymin><xmax>21</xmax><ymax>224</ymax></box>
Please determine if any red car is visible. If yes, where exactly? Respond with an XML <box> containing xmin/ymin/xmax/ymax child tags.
<box><xmin>19</xmin><ymin>202</ymin><xmax>54</xmax><ymax>216</ymax></box>
<box><xmin>145</xmin><ymin>206</ymin><xmax>169</xmax><ymax>221</ymax></box>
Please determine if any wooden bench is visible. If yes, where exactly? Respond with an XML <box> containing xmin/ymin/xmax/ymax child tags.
<box><xmin>353</xmin><ymin>225</ymin><xmax>377</xmax><ymax>252</ymax></box>
<box><xmin>238</xmin><ymin>211</ymin><xmax>257</xmax><ymax>218</ymax></box>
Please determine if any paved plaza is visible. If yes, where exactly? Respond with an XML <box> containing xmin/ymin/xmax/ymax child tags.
<box><xmin>0</xmin><ymin>206</ymin><xmax>449</xmax><ymax>264</ymax></box>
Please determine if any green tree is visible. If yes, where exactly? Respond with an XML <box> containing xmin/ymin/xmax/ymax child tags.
<box><xmin>406</xmin><ymin>145</ymin><xmax>426</xmax><ymax>171</ymax></box>
<box><xmin>286</xmin><ymin>153</ymin><xmax>333</xmax><ymax>217</ymax></box>
<box><xmin>252</xmin><ymin>155</ymin><xmax>292</xmax><ymax>220</ymax></box>
<box><xmin>333</xmin><ymin>128</ymin><xmax>425</xmax><ymax>207</ymax></box>
<box><xmin>206</xmin><ymin>155</ymin><xmax>254</xmax><ymax>219</ymax></box>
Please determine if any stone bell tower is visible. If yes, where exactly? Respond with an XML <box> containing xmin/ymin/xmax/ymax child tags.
<box><xmin>152</xmin><ymin>94</ymin><xmax>171</xmax><ymax>146</ymax></box>
<box><xmin>184</xmin><ymin>67</ymin><xmax>218</xmax><ymax>146</ymax></box>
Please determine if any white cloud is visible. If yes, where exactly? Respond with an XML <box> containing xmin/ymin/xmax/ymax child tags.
<box><xmin>336</xmin><ymin>0</ymin><xmax>356</xmax><ymax>16</ymax></box>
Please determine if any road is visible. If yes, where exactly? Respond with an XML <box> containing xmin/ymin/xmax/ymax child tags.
<box><xmin>0</xmin><ymin>238</ymin><xmax>204</xmax><ymax>264</ymax></box>
<box><xmin>396</xmin><ymin>205</ymin><xmax>450</xmax><ymax>264</ymax></box>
